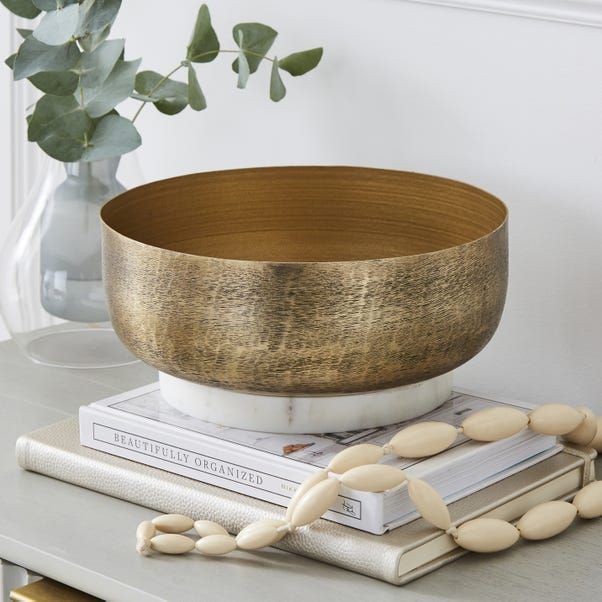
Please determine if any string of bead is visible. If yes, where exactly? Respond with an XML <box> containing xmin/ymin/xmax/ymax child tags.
<box><xmin>136</xmin><ymin>403</ymin><xmax>602</xmax><ymax>559</ymax></box>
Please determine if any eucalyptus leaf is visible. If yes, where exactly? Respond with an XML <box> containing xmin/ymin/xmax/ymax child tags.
<box><xmin>77</xmin><ymin>0</ymin><xmax>121</xmax><ymax>36</ymax></box>
<box><xmin>232</xmin><ymin>22</ymin><xmax>277</xmax><ymax>74</ymax></box>
<box><xmin>135</xmin><ymin>70</ymin><xmax>189</xmax><ymax>115</ymax></box>
<box><xmin>10</xmin><ymin>28</ymin><xmax>79</xmax><ymax>94</ymax></box>
<box><xmin>269</xmin><ymin>57</ymin><xmax>285</xmax><ymax>102</ymax></box>
<box><xmin>187</xmin><ymin>4</ymin><xmax>219</xmax><ymax>63</ymax></box>
<box><xmin>0</xmin><ymin>0</ymin><xmax>40</xmax><ymax>19</ymax></box>
<box><xmin>82</xmin><ymin>114</ymin><xmax>140</xmax><ymax>161</ymax></box>
<box><xmin>84</xmin><ymin>57</ymin><xmax>141</xmax><ymax>118</ymax></box>
<box><xmin>279</xmin><ymin>47</ymin><xmax>323</xmax><ymax>76</ymax></box>
<box><xmin>154</xmin><ymin>98</ymin><xmax>187</xmax><ymax>115</ymax></box>
<box><xmin>29</xmin><ymin>69</ymin><xmax>79</xmax><ymax>95</ymax></box>
<box><xmin>187</xmin><ymin>64</ymin><xmax>206</xmax><ymax>111</ymax></box>
<box><xmin>37</xmin><ymin>130</ymin><xmax>84</xmax><ymax>160</ymax></box>
<box><xmin>130</xmin><ymin>92</ymin><xmax>153</xmax><ymax>102</ymax></box>
<box><xmin>38</xmin><ymin>121</ymin><xmax>91</xmax><ymax>162</ymax></box>
<box><xmin>28</xmin><ymin>94</ymin><xmax>89</xmax><ymax>142</ymax></box>
<box><xmin>13</xmin><ymin>37</ymin><xmax>80</xmax><ymax>80</ymax></box>
<box><xmin>33</xmin><ymin>4</ymin><xmax>80</xmax><ymax>46</ymax></box>
<box><xmin>5</xmin><ymin>53</ymin><xmax>16</xmax><ymax>69</ymax></box>
<box><xmin>32</xmin><ymin>0</ymin><xmax>77</xmax><ymax>10</ymax></box>
<box><xmin>79</xmin><ymin>23</ymin><xmax>111</xmax><ymax>52</ymax></box>
<box><xmin>236</xmin><ymin>30</ymin><xmax>249</xmax><ymax>89</ymax></box>
<box><xmin>78</xmin><ymin>38</ymin><xmax>124</xmax><ymax>88</ymax></box>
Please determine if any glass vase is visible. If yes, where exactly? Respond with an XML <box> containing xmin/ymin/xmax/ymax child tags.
<box><xmin>0</xmin><ymin>156</ymin><xmax>141</xmax><ymax>368</ymax></box>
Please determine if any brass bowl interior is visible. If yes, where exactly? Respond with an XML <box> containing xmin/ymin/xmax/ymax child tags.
<box><xmin>102</xmin><ymin>167</ymin><xmax>506</xmax><ymax>262</ymax></box>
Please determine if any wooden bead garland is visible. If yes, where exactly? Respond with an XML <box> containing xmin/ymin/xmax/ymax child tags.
<box><xmin>136</xmin><ymin>402</ymin><xmax>602</xmax><ymax>564</ymax></box>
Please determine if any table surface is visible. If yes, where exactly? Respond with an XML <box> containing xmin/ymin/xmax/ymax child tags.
<box><xmin>0</xmin><ymin>339</ymin><xmax>600</xmax><ymax>602</ymax></box>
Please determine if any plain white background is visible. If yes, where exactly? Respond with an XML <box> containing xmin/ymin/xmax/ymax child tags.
<box><xmin>2</xmin><ymin>0</ymin><xmax>602</xmax><ymax>410</ymax></box>
<box><xmin>0</xmin><ymin>10</ymin><xmax>11</xmax><ymax>241</ymax></box>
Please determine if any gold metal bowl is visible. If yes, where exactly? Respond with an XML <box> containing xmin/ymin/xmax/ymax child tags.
<box><xmin>101</xmin><ymin>166</ymin><xmax>508</xmax><ymax>395</ymax></box>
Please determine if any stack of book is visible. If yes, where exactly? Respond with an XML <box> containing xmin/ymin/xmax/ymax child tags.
<box><xmin>16</xmin><ymin>386</ymin><xmax>595</xmax><ymax>584</ymax></box>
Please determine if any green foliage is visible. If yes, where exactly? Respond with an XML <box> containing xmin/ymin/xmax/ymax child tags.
<box><xmin>1</xmin><ymin>0</ymin><xmax>323</xmax><ymax>163</ymax></box>
<box><xmin>236</xmin><ymin>31</ymin><xmax>250</xmax><ymax>90</ymax></box>
<box><xmin>33</xmin><ymin>0</ymin><xmax>78</xmax><ymax>10</ymax></box>
<box><xmin>28</xmin><ymin>94</ymin><xmax>141</xmax><ymax>162</ymax></box>
<box><xmin>279</xmin><ymin>48</ymin><xmax>323</xmax><ymax>76</ymax></box>
<box><xmin>84</xmin><ymin>58</ymin><xmax>140</xmax><ymax>118</ymax></box>
<box><xmin>134</xmin><ymin>70</ymin><xmax>189</xmax><ymax>115</ymax></box>
<box><xmin>79</xmin><ymin>24</ymin><xmax>111</xmax><ymax>53</ymax></box>
<box><xmin>33</xmin><ymin>3</ymin><xmax>80</xmax><ymax>46</ymax></box>
<box><xmin>28</xmin><ymin>94</ymin><xmax>83</xmax><ymax>141</ymax></box>
<box><xmin>187</xmin><ymin>4</ymin><xmax>219</xmax><ymax>63</ymax></box>
<box><xmin>78</xmin><ymin>39</ymin><xmax>124</xmax><ymax>88</ymax></box>
<box><xmin>82</xmin><ymin>114</ymin><xmax>141</xmax><ymax>161</ymax></box>
<box><xmin>29</xmin><ymin>69</ymin><xmax>79</xmax><ymax>95</ymax></box>
<box><xmin>13</xmin><ymin>37</ymin><xmax>80</xmax><ymax>80</ymax></box>
<box><xmin>232</xmin><ymin>22</ymin><xmax>277</xmax><ymax>74</ymax></box>
<box><xmin>269</xmin><ymin>57</ymin><xmax>286</xmax><ymax>102</ymax></box>
<box><xmin>28</xmin><ymin>94</ymin><xmax>93</xmax><ymax>163</ymax></box>
<box><xmin>77</xmin><ymin>0</ymin><xmax>121</xmax><ymax>36</ymax></box>
<box><xmin>187</xmin><ymin>65</ymin><xmax>207</xmax><ymax>111</ymax></box>
<box><xmin>0</xmin><ymin>0</ymin><xmax>40</xmax><ymax>19</ymax></box>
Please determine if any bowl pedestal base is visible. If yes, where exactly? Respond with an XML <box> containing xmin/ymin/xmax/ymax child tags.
<box><xmin>159</xmin><ymin>371</ymin><xmax>453</xmax><ymax>434</ymax></box>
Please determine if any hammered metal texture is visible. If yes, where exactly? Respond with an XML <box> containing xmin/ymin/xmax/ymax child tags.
<box><xmin>101</xmin><ymin>166</ymin><xmax>508</xmax><ymax>395</ymax></box>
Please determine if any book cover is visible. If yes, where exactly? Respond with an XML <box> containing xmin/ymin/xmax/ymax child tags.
<box><xmin>79</xmin><ymin>385</ymin><xmax>558</xmax><ymax>533</ymax></box>
<box><xmin>16</xmin><ymin>418</ymin><xmax>594</xmax><ymax>585</ymax></box>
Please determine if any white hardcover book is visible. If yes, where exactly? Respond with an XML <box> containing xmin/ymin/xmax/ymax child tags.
<box><xmin>79</xmin><ymin>385</ymin><xmax>561</xmax><ymax>534</ymax></box>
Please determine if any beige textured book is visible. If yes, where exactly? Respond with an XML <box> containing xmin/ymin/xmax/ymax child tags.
<box><xmin>15</xmin><ymin>418</ymin><xmax>596</xmax><ymax>585</ymax></box>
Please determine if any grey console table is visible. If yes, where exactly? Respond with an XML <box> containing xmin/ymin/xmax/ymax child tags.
<box><xmin>0</xmin><ymin>339</ymin><xmax>600</xmax><ymax>601</ymax></box>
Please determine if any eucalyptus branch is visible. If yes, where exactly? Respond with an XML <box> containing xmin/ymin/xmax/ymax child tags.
<box><xmin>197</xmin><ymin>48</ymin><xmax>276</xmax><ymax>64</ymax></box>
<box><xmin>131</xmin><ymin>49</ymin><xmax>278</xmax><ymax>123</ymax></box>
<box><xmin>1</xmin><ymin>0</ymin><xmax>322</xmax><ymax>163</ymax></box>
<box><xmin>132</xmin><ymin>64</ymin><xmax>184</xmax><ymax>123</ymax></box>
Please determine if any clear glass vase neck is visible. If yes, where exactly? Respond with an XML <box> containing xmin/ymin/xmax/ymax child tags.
<box><xmin>63</xmin><ymin>158</ymin><xmax>121</xmax><ymax>183</ymax></box>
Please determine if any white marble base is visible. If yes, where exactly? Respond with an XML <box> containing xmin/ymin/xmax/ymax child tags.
<box><xmin>159</xmin><ymin>372</ymin><xmax>453</xmax><ymax>434</ymax></box>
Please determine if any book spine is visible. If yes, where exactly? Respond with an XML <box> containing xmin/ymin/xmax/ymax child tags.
<box><xmin>78</xmin><ymin>406</ymin><xmax>385</xmax><ymax>534</ymax></box>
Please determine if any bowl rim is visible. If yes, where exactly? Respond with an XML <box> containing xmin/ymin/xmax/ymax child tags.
<box><xmin>100</xmin><ymin>165</ymin><xmax>508</xmax><ymax>266</ymax></box>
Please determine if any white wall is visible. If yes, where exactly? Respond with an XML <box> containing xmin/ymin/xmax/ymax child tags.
<box><xmin>0</xmin><ymin>11</ymin><xmax>13</xmax><ymax>341</ymax></box>
<box><xmin>4</xmin><ymin>0</ymin><xmax>602</xmax><ymax>410</ymax></box>
<box><xmin>0</xmin><ymin>11</ymin><xmax>12</xmax><ymax>242</ymax></box>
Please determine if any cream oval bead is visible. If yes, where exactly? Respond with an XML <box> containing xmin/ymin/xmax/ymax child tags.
<box><xmin>528</xmin><ymin>404</ymin><xmax>584</xmax><ymax>436</ymax></box>
<box><xmin>136</xmin><ymin>520</ymin><xmax>156</xmax><ymax>541</ymax></box>
<box><xmin>236</xmin><ymin>520</ymin><xmax>288</xmax><ymax>550</ymax></box>
<box><xmin>327</xmin><ymin>444</ymin><xmax>384</xmax><ymax>474</ymax></box>
<box><xmin>195</xmin><ymin>534</ymin><xmax>237</xmax><ymax>556</ymax></box>
<box><xmin>516</xmin><ymin>500</ymin><xmax>576</xmax><ymax>540</ymax></box>
<box><xmin>572</xmin><ymin>481</ymin><xmax>602</xmax><ymax>519</ymax></box>
<box><xmin>290</xmin><ymin>477</ymin><xmax>340</xmax><ymax>527</ymax></box>
<box><xmin>193</xmin><ymin>520</ymin><xmax>228</xmax><ymax>538</ymax></box>
<box><xmin>407</xmin><ymin>479</ymin><xmax>451</xmax><ymax>530</ymax></box>
<box><xmin>454</xmin><ymin>518</ymin><xmax>519</xmax><ymax>553</ymax></box>
<box><xmin>285</xmin><ymin>470</ymin><xmax>328</xmax><ymax>522</ymax></box>
<box><xmin>150</xmin><ymin>534</ymin><xmax>195</xmax><ymax>554</ymax></box>
<box><xmin>563</xmin><ymin>407</ymin><xmax>598</xmax><ymax>446</ymax></box>
<box><xmin>461</xmin><ymin>407</ymin><xmax>528</xmax><ymax>442</ymax></box>
<box><xmin>152</xmin><ymin>514</ymin><xmax>194</xmax><ymax>534</ymax></box>
<box><xmin>587</xmin><ymin>417</ymin><xmax>602</xmax><ymax>452</ymax></box>
<box><xmin>388</xmin><ymin>422</ymin><xmax>458</xmax><ymax>458</ymax></box>
<box><xmin>136</xmin><ymin>538</ymin><xmax>152</xmax><ymax>556</ymax></box>
<box><xmin>339</xmin><ymin>464</ymin><xmax>407</xmax><ymax>493</ymax></box>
